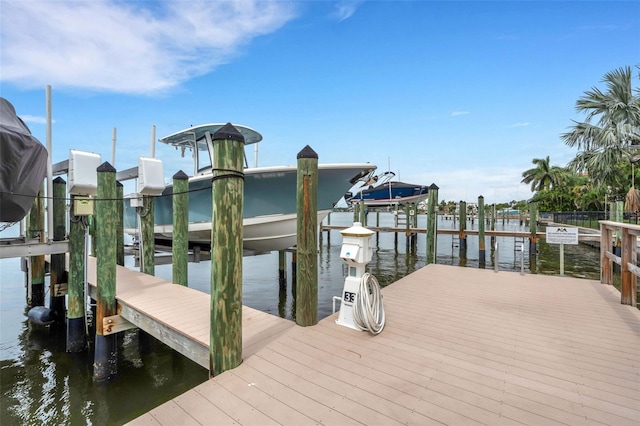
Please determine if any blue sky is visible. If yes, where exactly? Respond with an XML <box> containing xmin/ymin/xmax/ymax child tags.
<box><xmin>1</xmin><ymin>0</ymin><xmax>638</xmax><ymax>204</ymax></box>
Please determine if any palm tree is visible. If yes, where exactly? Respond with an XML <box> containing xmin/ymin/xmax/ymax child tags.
<box><xmin>562</xmin><ymin>66</ymin><xmax>640</xmax><ymax>188</ymax></box>
<box><xmin>521</xmin><ymin>156</ymin><xmax>567</xmax><ymax>192</ymax></box>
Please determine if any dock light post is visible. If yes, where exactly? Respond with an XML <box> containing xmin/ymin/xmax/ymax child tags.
<box><xmin>210</xmin><ymin>123</ymin><xmax>244</xmax><ymax>376</ymax></box>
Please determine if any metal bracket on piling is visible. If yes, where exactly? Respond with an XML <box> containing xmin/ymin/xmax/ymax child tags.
<box><xmin>102</xmin><ymin>314</ymin><xmax>137</xmax><ymax>336</ymax></box>
<box><xmin>53</xmin><ymin>282</ymin><xmax>68</xmax><ymax>297</ymax></box>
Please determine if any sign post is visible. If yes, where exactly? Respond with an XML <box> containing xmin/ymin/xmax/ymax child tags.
<box><xmin>545</xmin><ymin>226</ymin><xmax>579</xmax><ymax>276</ymax></box>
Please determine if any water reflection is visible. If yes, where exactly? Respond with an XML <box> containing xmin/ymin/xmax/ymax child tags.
<box><xmin>1</xmin><ymin>316</ymin><xmax>208</xmax><ymax>425</ymax></box>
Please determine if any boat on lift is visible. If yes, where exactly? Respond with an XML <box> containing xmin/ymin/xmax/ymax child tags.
<box><xmin>0</xmin><ymin>98</ymin><xmax>48</xmax><ymax>223</ymax></box>
<box><xmin>345</xmin><ymin>171</ymin><xmax>428</xmax><ymax>207</ymax></box>
<box><xmin>124</xmin><ymin>123</ymin><xmax>376</xmax><ymax>255</ymax></box>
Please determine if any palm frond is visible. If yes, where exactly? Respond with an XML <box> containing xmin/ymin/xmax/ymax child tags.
<box><xmin>625</xmin><ymin>187</ymin><xmax>640</xmax><ymax>212</ymax></box>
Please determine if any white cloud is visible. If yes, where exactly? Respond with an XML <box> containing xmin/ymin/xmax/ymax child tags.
<box><xmin>19</xmin><ymin>115</ymin><xmax>51</xmax><ymax>125</ymax></box>
<box><xmin>332</xmin><ymin>1</ymin><xmax>364</xmax><ymax>22</ymax></box>
<box><xmin>451</xmin><ymin>111</ymin><xmax>470</xmax><ymax>117</ymax></box>
<box><xmin>509</xmin><ymin>122</ymin><xmax>530</xmax><ymax>127</ymax></box>
<box><xmin>0</xmin><ymin>1</ymin><xmax>297</xmax><ymax>95</ymax></box>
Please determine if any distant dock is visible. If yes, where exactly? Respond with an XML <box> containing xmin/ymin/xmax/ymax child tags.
<box><xmin>129</xmin><ymin>263</ymin><xmax>640</xmax><ymax>425</ymax></box>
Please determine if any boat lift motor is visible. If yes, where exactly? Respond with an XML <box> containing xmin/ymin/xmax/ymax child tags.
<box><xmin>333</xmin><ymin>222</ymin><xmax>385</xmax><ymax>335</ymax></box>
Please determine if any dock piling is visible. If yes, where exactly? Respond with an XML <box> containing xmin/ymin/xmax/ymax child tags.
<box><xmin>116</xmin><ymin>181</ymin><xmax>124</xmax><ymax>266</ymax></box>
<box><xmin>210</xmin><ymin>123</ymin><xmax>244</xmax><ymax>376</ymax></box>
<box><xmin>67</xmin><ymin>194</ymin><xmax>87</xmax><ymax>352</ymax></box>
<box><xmin>528</xmin><ymin>201</ymin><xmax>538</xmax><ymax>254</ymax></box>
<box><xmin>478</xmin><ymin>195</ymin><xmax>486</xmax><ymax>267</ymax></box>
<box><xmin>172</xmin><ymin>170</ymin><xmax>189</xmax><ymax>286</ymax></box>
<box><xmin>458</xmin><ymin>201</ymin><xmax>467</xmax><ymax>256</ymax></box>
<box><xmin>94</xmin><ymin>162</ymin><xmax>118</xmax><ymax>382</ymax></box>
<box><xmin>140</xmin><ymin>194</ymin><xmax>155</xmax><ymax>275</ymax></box>
<box><xmin>27</xmin><ymin>185</ymin><xmax>45</xmax><ymax>306</ymax></box>
<box><xmin>426</xmin><ymin>184</ymin><xmax>438</xmax><ymax>265</ymax></box>
<box><xmin>278</xmin><ymin>250</ymin><xmax>287</xmax><ymax>287</ymax></box>
<box><xmin>295</xmin><ymin>145</ymin><xmax>318</xmax><ymax>327</ymax></box>
<box><xmin>50</xmin><ymin>177</ymin><xmax>67</xmax><ymax>320</ymax></box>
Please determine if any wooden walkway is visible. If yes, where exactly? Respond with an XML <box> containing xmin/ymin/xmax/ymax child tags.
<box><xmin>128</xmin><ymin>264</ymin><xmax>640</xmax><ymax>425</ymax></box>
<box><xmin>86</xmin><ymin>257</ymin><xmax>295</xmax><ymax>368</ymax></box>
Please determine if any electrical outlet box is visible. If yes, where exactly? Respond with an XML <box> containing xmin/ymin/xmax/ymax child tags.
<box><xmin>74</xmin><ymin>197</ymin><xmax>94</xmax><ymax>216</ymax></box>
<box><xmin>129</xmin><ymin>196</ymin><xmax>143</xmax><ymax>208</ymax></box>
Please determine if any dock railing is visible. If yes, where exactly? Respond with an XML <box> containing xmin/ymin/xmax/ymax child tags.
<box><xmin>599</xmin><ymin>220</ymin><xmax>638</xmax><ymax>307</ymax></box>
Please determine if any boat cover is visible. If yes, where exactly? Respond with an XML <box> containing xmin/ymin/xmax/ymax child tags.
<box><xmin>0</xmin><ymin>97</ymin><xmax>48</xmax><ymax>222</ymax></box>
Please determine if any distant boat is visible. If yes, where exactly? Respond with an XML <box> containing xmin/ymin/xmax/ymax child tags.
<box><xmin>344</xmin><ymin>171</ymin><xmax>428</xmax><ymax>207</ymax></box>
<box><xmin>124</xmin><ymin>123</ymin><xmax>376</xmax><ymax>255</ymax></box>
<box><xmin>0</xmin><ymin>98</ymin><xmax>48</xmax><ymax>223</ymax></box>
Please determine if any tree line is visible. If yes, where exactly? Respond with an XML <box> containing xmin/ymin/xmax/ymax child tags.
<box><xmin>521</xmin><ymin>65</ymin><xmax>639</xmax><ymax>212</ymax></box>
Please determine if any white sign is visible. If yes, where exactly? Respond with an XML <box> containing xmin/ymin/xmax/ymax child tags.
<box><xmin>546</xmin><ymin>226</ymin><xmax>579</xmax><ymax>245</ymax></box>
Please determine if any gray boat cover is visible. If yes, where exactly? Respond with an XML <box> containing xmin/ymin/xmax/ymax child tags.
<box><xmin>0</xmin><ymin>97</ymin><xmax>48</xmax><ymax>222</ymax></box>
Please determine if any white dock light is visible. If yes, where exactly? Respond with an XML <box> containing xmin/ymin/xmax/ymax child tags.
<box><xmin>137</xmin><ymin>157</ymin><xmax>165</xmax><ymax>196</ymax></box>
<box><xmin>334</xmin><ymin>222</ymin><xmax>385</xmax><ymax>334</ymax></box>
<box><xmin>68</xmin><ymin>150</ymin><xmax>101</xmax><ymax>196</ymax></box>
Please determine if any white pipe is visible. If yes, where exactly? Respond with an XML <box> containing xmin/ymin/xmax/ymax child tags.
<box><xmin>254</xmin><ymin>143</ymin><xmax>258</xmax><ymax>168</ymax></box>
<box><xmin>150</xmin><ymin>124</ymin><xmax>156</xmax><ymax>158</ymax></box>
<box><xmin>46</xmin><ymin>85</ymin><xmax>54</xmax><ymax>242</ymax></box>
<box><xmin>111</xmin><ymin>127</ymin><xmax>117</xmax><ymax>165</ymax></box>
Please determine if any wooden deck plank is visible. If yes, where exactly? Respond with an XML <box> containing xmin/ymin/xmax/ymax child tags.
<box><xmin>128</xmin><ymin>263</ymin><xmax>640</xmax><ymax>425</ymax></box>
<box><xmin>228</xmin><ymin>362</ymin><xmax>365</xmax><ymax>425</ymax></box>
<box><xmin>86</xmin><ymin>256</ymin><xmax>294</xmax><ymax>370</ymax></box>
<box><xmin>172</xmin><ymin>388</ymin><xmax>238</xmax><ymax>425</ymax></box>
<box><xmin>134</xmin><ymin>400</ymin><xmax>199</xmax><ymax>426</ymax></box>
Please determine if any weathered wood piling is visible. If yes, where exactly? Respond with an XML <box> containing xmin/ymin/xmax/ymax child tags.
<box><xmin>140</xmin><ymin>193</ymin><xmax>155</xmax><ymax>275</ymax></box>
<box><xmin>93</xmin><ymin>162</ymin><xmax>118</xmax><ymax>382</ymax></box>
<box><xmin>28</xmin><ymin>185</ymin><xmax>45</xmax><ymax>306</ymax></box>
<box><xmin>528</xmin><ymin>201</ymin><xmax>538</xmax><ymax>255</ymax></box>
<box><xmin>172</xmin><ymin>170</ymin><xmax>189</xmax><ymax>286</ymax></box>
<box><xmin>94</xmin><ymin>162</ymin><xmax>118</xmax><ymax>382</ymax></box>
<box><xmin>50</xmin><ymin>177</ymin><xmax>67</xmax><ymax>320</ymax></box>
<box><xmin>426</xmin><ymin>184</ymin><xmax>438</xmax><ymax>265</ymax></box>
<box><xmin>116</xmin><ymin>181</ymin><xmax>124</xmax><ymax>266</ymax></box>
<box><xmin>295</xmin><ymin>145</ymin><xmax>318</xmax><ymax>327</ymax></box>
<box><xmin>458</xmin><ymin>200</ymin><xmax>467</xmax><ymax>255</ymax></box>
<box><xmin>210</xmin><ymin>123</ymin><xmax>244</xmax><ymax>376</ymax></box>
<box><xmin>478</xmin><ymin>195</ymin><xmax>486</xmax><ymax>267</ymax></box>
<box><xmin>67</xmin><ymin>194</ymin><xmax>87</xmax><ymax>352</ymax></box>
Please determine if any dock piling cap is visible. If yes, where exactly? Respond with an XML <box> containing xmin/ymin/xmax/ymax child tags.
<box><xmin>340</xmin><ymin>222</ymin><xmax>375</xmax><ymax>237</ymax></box>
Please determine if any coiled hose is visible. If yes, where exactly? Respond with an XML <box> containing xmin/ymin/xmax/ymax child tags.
<box><xmin>352</xmin><ymin>272</ymin><xmax>385</xmax><ymax>335</ymax></box>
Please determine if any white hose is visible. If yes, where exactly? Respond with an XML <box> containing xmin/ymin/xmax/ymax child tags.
<box><xmin>352</xmin><ymin>272</ymin><xmax>385</xmax><ymax>335</ymax></box>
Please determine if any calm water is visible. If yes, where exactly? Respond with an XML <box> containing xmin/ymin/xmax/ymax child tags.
<box><xmin>1</xmin><ymin>212</ymin><xmax>601</xmax><ymax>425</ymax></box>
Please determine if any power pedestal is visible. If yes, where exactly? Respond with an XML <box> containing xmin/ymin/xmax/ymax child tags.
<box><xmin>335</xmin><ymin>222</ymin><xmax>375</xmax><ymax>330</ymax></box>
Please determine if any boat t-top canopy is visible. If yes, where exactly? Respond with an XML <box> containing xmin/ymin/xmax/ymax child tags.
<box><xmin>159</xmin><ymin>123</ymin><xmax>263</xmax><ymax>147</ymax></box>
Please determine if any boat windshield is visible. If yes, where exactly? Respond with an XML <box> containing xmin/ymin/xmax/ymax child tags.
<box><xmin>196</xmin><ymin>139</ymin><xmax>212</xmax><ymax>174</ymax></box>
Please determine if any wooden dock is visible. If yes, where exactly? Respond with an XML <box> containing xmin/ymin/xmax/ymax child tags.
<box><xmin>128</xmin><ymin>264</ymin><xmax>640</xmax><ymax>425</ymax></box>
<box><xmin>85</xmin><ymin>257</ymin><xmax>295</xmax><ymax>368</ymax></box>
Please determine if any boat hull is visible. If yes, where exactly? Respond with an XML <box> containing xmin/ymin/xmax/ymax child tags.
<box><xmin>124</xmin><ymin>164</ymin><xmax>375</xmax><ymax>255</ymax></box>
<box><xmin>356</xmin><ymin>193</ymin><xmax>429</xmax><ymax>207</ymax></box>
<box><xmin>153</xmin><ymin>210</ymin><xmax>330</xmax><ymax>255</ymax></box>
<box><xmin>347</xmin><ymin>181</ymin><xmax>429</xmax><ymax>208</ymax></box>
